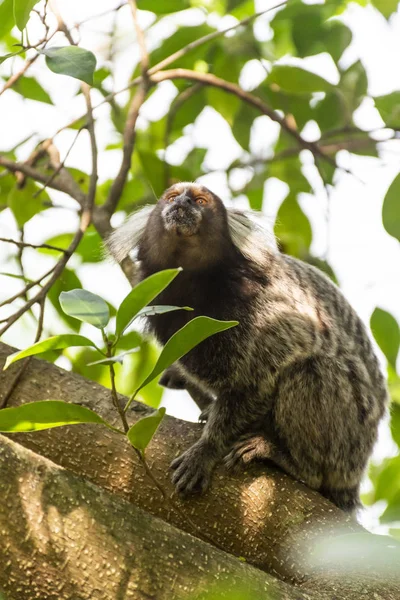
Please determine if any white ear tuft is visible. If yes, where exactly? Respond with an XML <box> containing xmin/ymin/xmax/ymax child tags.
<box><xmin>106</xmin><ymin>205</ymin><xmax>154</xmax><ymax>263</ymax></box>
<box><xmin>227</xmin><ymin>209</ymin><xmax>277</xmax><ymax>263</ymax></box>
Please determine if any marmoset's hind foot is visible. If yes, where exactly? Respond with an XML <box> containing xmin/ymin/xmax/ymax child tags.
<box><xmin>224</xmin><ymin>434</ymin><xmax>274</xmax><ymax>472</ymax></box>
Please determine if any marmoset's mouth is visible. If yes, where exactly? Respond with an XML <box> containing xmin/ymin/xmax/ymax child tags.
<box><xmin>162</xmin><ymin>204</ymin><xmax>202</xmax><ymax>237</ymax></box>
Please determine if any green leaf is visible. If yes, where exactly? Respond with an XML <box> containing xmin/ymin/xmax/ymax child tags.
<box><xmin>371</xmin><ymin>0</ymin><xmax>399</xmax><ymax>18</ymax></box>
<box><xmin>87</xmin><ymin>349</ymin><xmax>140</xmax><ymax>366</ymax></box>
<box><xmin>274</xmin><ymin>193</ymin><xmax>312</xmax><ymax>258</ymax></box>
<box><xmin>42</xmin><ymin>46</ymin><xmax>97</xmax><ymax>85</ymax></box>
<box><xmin>13</xmin><ymin>0</ymin><xmax>40</xmax><ymax>31</ymax></box>
<box><xmin>0</xmin><ymin>400</ymin><xmax>112</xmax><ymax>432</ymax></box>
<box><xmin>375</xmin><ymin>92</ymin><xmax>400</xmax><ymax>129</ymax></box>
<box><xmin>7</xmin><ymin>179</ymin><xmax>49</xmax><ymax>227</ymax></box>
<box><xmin>4</xmin><ymin>335</ymin><xmax>97</xmax><ymax>369</ymax></box>
<box><xmin>48</xmin><ymin>268</ymin><xmax>83</xmax><ymax>333</ymax></box>
<box><xmin>382</xmin><ymin>173</ymin><xmax>400</xmax><ymax>242</ymax></box>
<box><xmin>381</xmin><ymin>488</ymin><xmax>400</xmax><ymax>524</ymax></box>
<box><xmin>137</xmin><ymin>0</ymin><xmax>190</xmax><ymax>13</ymax></box>
<box><xmin>370</xmin><ymin>307</ymin><xmax>400</xmax><ymax>369</ymax></box>
<box><xmin>137</xmin><ymin>151</ymin><xmax>165</xmax><ymax>197</ymax></box>
<box><xmin>267</xmin><ymin>65</ymin><xmax>332</xmax><ymax>94</ymax></box>
<box><xmin>116</xmin><ymin>269</ymin><xmax>182</xmax><ymax>337</ymax></box>
<box><xmin>127</xmin><ymin>407</ymin><xmax>166</xmax><ymax>452</ymax></box>
<box><xmin>339</xmin><ymin>60</ymin><xmax>367</xmax><ymax>115</ymax></box>
<box><xmin>136</xmin><ymin>305</ymin><xmax>193</xmax><ymax>318</ymax></box>
<box><xmin>60</xmin><ymin>289</ymin><xmax>110</xmax><ymax>329</ymax></box>
<box><xmin>373</xmin><ymin>455</ymin><xmax>400</xmax><ymax>504</ymax></box>
<box><xmin>128</xmin><ymin>316</ymin><xmax>238</xmax><ymax>405</ymax></box>
<box><xmin>0</xmin><ymin>49</ymin><xmax>25</xmax><ymax>63</ymax></box>
<box><xmin>40</xmin><ymin>229</ymin><xmax>103</xmax><ymax>262</ymax></box>
<box><xmin>11</xmin><ymin>76</ymin><xmax>52</xmax><ymax>104</ymax></box>
<box><xmin>0</xmin><ymin>0</ymin><xmax>15</xmax><ymax>39</ymax></box>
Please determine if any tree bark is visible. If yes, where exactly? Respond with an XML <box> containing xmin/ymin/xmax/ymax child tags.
<box><xmin>0</xmin><ymin>435</ymin><xmax>323</xmax><ymax>600</ymax></box>
<box><xmin>0</xmin><ymin>342</ymin><xmax>399</xmax><ymax>600</ymax></box>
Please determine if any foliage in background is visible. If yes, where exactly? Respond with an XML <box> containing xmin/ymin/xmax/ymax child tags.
<box><xmin>0</xmin><ymin>0</ymin><xmax>400</xmax><ymax>531</ymax></box>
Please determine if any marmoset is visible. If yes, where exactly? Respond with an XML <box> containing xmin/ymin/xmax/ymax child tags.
<box><xmin>108</xmin><ymin>182</ymin><xmax>388</xmax><ymax>511</ymax></box>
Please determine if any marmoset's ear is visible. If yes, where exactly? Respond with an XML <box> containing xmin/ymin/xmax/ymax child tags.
<box><xmin>227</xmin><ymin>208</ymin><xmax>277</xmax><ymax>263</ymax></box>
<box><xmin>105</xmin><ymin>205</ymin><xmax>154</xmax><ymax>263</ymax></box>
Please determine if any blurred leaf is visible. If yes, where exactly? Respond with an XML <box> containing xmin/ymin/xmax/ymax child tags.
<box><xmin>374</xmin><ymin>455</ymin><xmax>400</xmax><ymax>504</ymax></box>
<box><xmin>323</xmin><ymin>20</ymin><xmax>352</xmax><ymax>64</ymax></box>
<box><xmin>381</xmin><ymin>488</ymin><xmax>400</xmax><ymax>523</ymax></box>
<box><xmin>382</xmin><ymin>172</ymin><xmax>400</xmax><ymax>242</ymax></box>
<box><xmin>149</xmin><ymin>24</ymin><xmax>213</xmax><ymax>71</ymax></box>
<box><xmin>48</xmin><ymin>268</ymin><xmax>82</xmax><ymax>332</ymax></box>
<box><xmin>13</xmin><ymin>0</ymin><xmax>40</xmax><ymax>31</ymax></box>
<box><xmin>207</xmin><ymin>86</ymin><xmax>240</xmax><ymax>125</ymax></box>
<box><xmin>388</xmin><ymin>368</ymin><xmax>400</xmax><ymax>404</ymax></box>
<box><xmin>68</xmin><ymin>168</ymin><xmax>90</xmax><ymax>193</ymax></box>
<box><xmin>314</xmin><ymin>92</ymin><xmax>345</xmax><ymax>132</ymax></box>
<box><xmin>267</xmin><ymin>64</ymin><xmax>332</xmax><ymax>94</ymax></box>
<box><xmin>375</xmin><ymin>92</ymin><xmax>400</xmax><ymax>129</ymax></box>
<box><xmin>0</xmin><ymin>0</ymin><xmax>15</xmax><ymax>39</ymax></box>
<box><xmin>116</xmin><ymin>269</ymin><xmax>182</xmax><ymax>336</ymax></box>
<box><xmin>42</xmin><ymin>46</ymin><xmax>97</xmax><ymax>85</ymax></box>
<box><xmin>371</xmin><ymin>0</ymin><xmax>399</xmax><ymax>18</ymax></box>
<box><xmin>306</xmin><ymin>256</ymin><xmax>338</xmax><ymax>284</ymax></box>
<box><xmin>391</xmin><ymin>403</ymin><xmax>400</xmax><ymax>447</ymax></box>
<box><xmin>137</xmin><ymin>151</ymin><xmax>165</xmax><ymax>197</ymax></box>
<box><xmin>127</xmin><ymin>407</ymin><xmax>166</xmax><ymax>452</ymax></box>
<box><xmin>0</xmin><ymin>400</ymin><xmax>112</xmax><ymax>432</ymax></box>
<box><xmin>171</xmin><ymin>88</ymin><xmax>206</xmax><ymax>133</ymax></box>
<box><xmin>269</xmin><ymin>155</ymin><xmax>311</xmax><ymax>194</ymax></box>
<box><xmin>130</xmin><ymin>316</ymin><xmax>238</xmax><ymax>402</ymax></box>
<box><xmin>137</xmin><ymin>0</ymin><xmax>190</xmax><ymax>13</ymax></box>
<box><xmin>4</xmin><ymin>334</ymin><xmax>97</xmax><ymax>369</ymax></box>
<box><xmin>7</xmin><ymin>180</ymin><xmax>49</xmax><ymax>227</ymax></box>
<box><xmin>11</xmin><ymin>76</ymin><xmax>52</xmax><ymax>103</ymax></box>
<box><xmin>275</xmin><ymin>193</ymin><xmax>312</xmax><ymax>258</ymax></box>
<box><xmin>232</xmin><ymin>103</ymin><xmax>259</xmax><ymax>150</ymax></box>
<box><xmin>60</xmin><ymin>289</ymin><xmax>110</xmax><ymax>329</ymax></box>
<box><xmin>41</xmin><ymin>229</ymin><xmax>103</xmax><ymax>263</ymax></box>
<box><xmin>370</xmin><ymin>307</ymin><xmax>399</xmax><ymax>369</ymax></box>
<box><xmin>339</xmin><ymin>60</ymin><xmax>367</xmax><ymax>117</ymax></box>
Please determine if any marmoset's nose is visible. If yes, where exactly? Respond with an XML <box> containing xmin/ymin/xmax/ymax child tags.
<box><xmin>175</xmin><ymin>193</ymin><xmax>192</xmax><ymax>205</ymax></box>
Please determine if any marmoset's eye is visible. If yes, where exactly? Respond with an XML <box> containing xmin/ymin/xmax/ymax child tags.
<box><xmin>196</xmin><ymin>196</ymin><xmax>208</xmax><ymax>205</ymax></box>
<box><xmin>165</xmin><ymin>193</ymin><xmax>178</xmax><ymax>202</ymax></box>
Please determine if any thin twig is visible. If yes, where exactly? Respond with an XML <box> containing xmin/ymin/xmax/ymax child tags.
<box><xmin>0</xmin><ymin>236</ymin><xmax>70</xmax><ymax>253</ymax></box>
<box><xmin>0</xmin><ymin>265</ymin><xmax>54</xmax><ymax>309</ymax></box>
<box><xmin>129</xmin><ymin>0</ymin><xmax>149</xmax><ymax>75</ymax></box>
<box><xmin>0</xmin><ymin>29</ymin><xmax>58</xmax><ymax>97</ymax></box>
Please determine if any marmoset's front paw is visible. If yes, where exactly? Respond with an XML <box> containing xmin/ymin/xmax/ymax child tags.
<box><xmin>170</xmin><ymin>441</ymin><xmax>217</xmax><ymax>495</ymax></box>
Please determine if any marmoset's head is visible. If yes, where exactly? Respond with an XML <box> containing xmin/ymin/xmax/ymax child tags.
<box><xmin>158</xmin><ymin>182</ymin><xmax>224</xmax><ymax>238</ymax></box>
<box><xmin>107</xmin><ymin>182</ymin><xmax>276</xmax><ymax>271</ymax></box>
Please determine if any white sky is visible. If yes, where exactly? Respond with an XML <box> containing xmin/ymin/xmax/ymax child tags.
<box><xmin>1</xmin><ymin>0</ymin><xmax>400</xmax><ymax>530</ymax></box>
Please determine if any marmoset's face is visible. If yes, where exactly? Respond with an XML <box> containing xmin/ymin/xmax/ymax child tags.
<box><xmin>159</xmin><ymin>183</ymin><xmax>218</xmax><ymax>237</ymax></box>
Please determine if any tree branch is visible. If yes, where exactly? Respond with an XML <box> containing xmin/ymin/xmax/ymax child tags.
<box><xmin>0</xmin><ymin>434</ymin><xmax>325</xmax><ymax>600</ymax></box>
<box><xmin>1</xmin><ymin>343</ymin><xmax>399</xmax><ymax>600</ymax></box>
<box><xmin>151</xmin><ymin>68</ymin><xmax>338</xmax><ymax>171</ymax></box>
